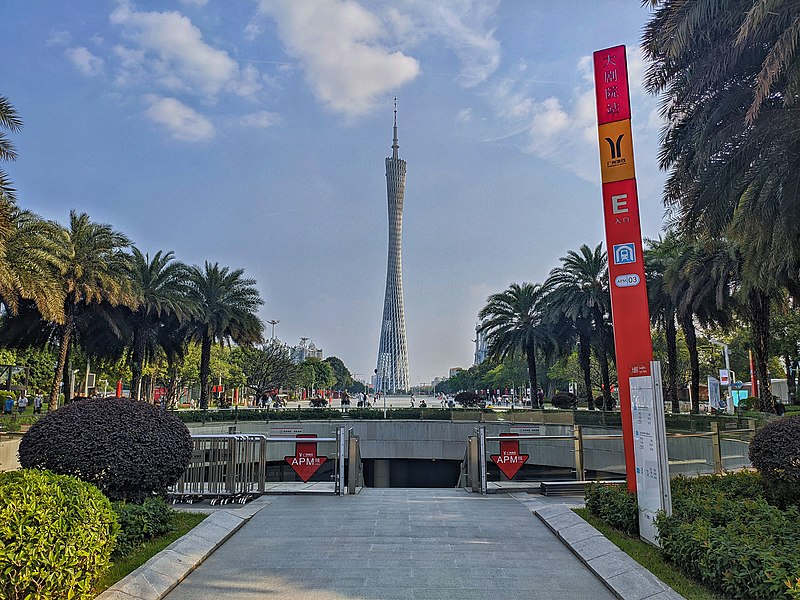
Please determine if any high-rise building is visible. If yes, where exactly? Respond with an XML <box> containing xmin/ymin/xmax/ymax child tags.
<box><xmin>376</xmin><ymin>100</ymin><xmax>410</xmax><ymax>393</ymax></box>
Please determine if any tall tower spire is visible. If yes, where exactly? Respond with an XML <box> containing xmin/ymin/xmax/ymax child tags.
<box><xmin>392</xmin><ymin>97</ymin><xmax>399</xmax><ymax>159</ymax></box>
<box><xmin>376</xmin><ymin>98</ymin><xmax>410</xmax><ymax>393</ymax></box>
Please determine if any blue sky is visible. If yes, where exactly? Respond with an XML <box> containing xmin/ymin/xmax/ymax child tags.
<box><xmin>2</xmin><ymin>1</ymin><xmax>666</xmax><ymax>385</ymax></box>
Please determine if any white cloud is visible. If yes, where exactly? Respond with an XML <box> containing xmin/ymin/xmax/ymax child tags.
<box><xmin>180</xmin><ymin>0</ymin><xmax>209</xmax><ymax>6</ymax></box>
<box><xmin>110</xmin><ymin>2</ymin><xmax>260</xmax><ymax>99</ymax></box>
<box><xmin>143</xmin><ymin>95</ymin><xmax>215</xmax><ymax>141</ymax></box>
<box><xmin>399</xmin><ymin>0</ymin><xmax>501</xmax><ymax>88</ymax></box>
<box><xmin>239</xmin><ymin>111</ymin><xmax>281</xmax><ymax>128</ymax></box>
<box><xmin>47</xmin><ymin>30</ymin><xmax>72</xmax><ymax>47</ymax></box>
<box><xmin>254</xmin><ymin>0</ymin><xmax>419</xmax><ymax>117</ymax></box>
<box><xmin>65</xmin><ymin>46</ymin><xmax>105</xmax><ymax>76</ymax></box>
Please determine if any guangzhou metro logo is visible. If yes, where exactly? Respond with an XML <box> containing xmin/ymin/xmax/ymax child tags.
<box><xmin>605</xmin><ymin>133</ymin><xmax>626</xmax><ymax>167</ymax></box>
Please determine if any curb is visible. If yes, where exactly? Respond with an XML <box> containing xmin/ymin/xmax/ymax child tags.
<box><xmin>97</xmin><ymin>496</ymin><xmax>275</xmax><ymax>600</ymax></box>
<box><xmin>510</xmin><ymin>494</ymin><xmax>685</xmax><ymax>600</ymax></box>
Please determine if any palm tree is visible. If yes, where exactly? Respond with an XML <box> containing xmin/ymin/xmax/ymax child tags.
<box><xmin>185</xmin><ymin>262</ymin><xmax>264</xmax><ymax>409</ymax></box>
<box><xmin>478</xmin><ymin>283</ymin><xmax>551</xmax><ymax>397</ymax></box>
<box><xmin>47</xmin><ymin>211</ymin><xmax>135</xmax><ymax>411</ymax></box>
<box><xmin>644</xmin><ymin>1</ymin><xmax>800</xmax><ymax>296</ymax></box>
<box><xmin>0</xmin><ymin>203</ymin><xmax>64</xmax><ymax>324</ymax></box>
<box><xmin>544</xmin><ymin>244</ymin><xmax>613</xmax><ymax>409</ymax></box>
<box><xmin>645</xmin><ymin>234</ymin><xmax>681</xmax><ymax>412</ymax></box>
<box><xmin>127</xmin><ymin>248</ymin><xmax>193</xmax><ymax>401</ymax></box>
<box><xmin>0</xmin><ymin>95</ymin><xmax>23</xmax><ymax>202</ymax></box>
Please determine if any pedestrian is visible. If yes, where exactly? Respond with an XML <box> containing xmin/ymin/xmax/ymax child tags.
<box><xmin>537</xmin><ymin>387</ymin><xmax>544</xmax><ymax>409</ymax></box>
<box><xmin>33</xmin><ymin>393</ymin><xmax>43</xmax><ymax>415</ymax></box>
<box><xmin>410</xmin><ymin>392</ymin><xmax>415</xmax><ymax>407</ymax></box>
<box><xmin>3</xmin><ymin>395</ymin><xmax>13</xmax><ymax>415</ymax></box>
<box><xmin>17</xmin><ymin>394</ymin><xmax>28</xmax><ymax>413</ymax></box>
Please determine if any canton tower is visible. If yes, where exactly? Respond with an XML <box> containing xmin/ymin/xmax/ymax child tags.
<box><xmin>376</xmin><ymin>100</ymin><xmax>410</xmax><ymax>393</ymax></box>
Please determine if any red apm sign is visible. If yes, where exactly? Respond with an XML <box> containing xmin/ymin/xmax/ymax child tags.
<box><xmin>593</xmin><ymin>45</ymin><xmax>654</xmax><ymax>492</ymax></box>
<box><xmin>285</xmin><ymin>434</ymin><xmax>327</xmax><ymax>482</ymax></box>
<box><xmin>491</xmin><ymin>433</ymin><xmax>529</xmax><ymax>480</ymax></box>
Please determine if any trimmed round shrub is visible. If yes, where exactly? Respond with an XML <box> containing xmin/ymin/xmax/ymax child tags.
<box><xmin>0</xmin><ymin>469</ymin><xmax>118</xmax><ymax>599</ymax></box>
<box><xmin>454</xmin><ymin>391</ymin><xmax>481</xmax><ymax>407</ymax></box>
<box><xmin>551</xmin><ymin>392</ymin><xmax>577</xmax><ymax>409</ymax></box>
<box><xmin>749</xmin><ymin>415</ymin><xmax>800</xmax><ymax>505</ymax></box>
<box><xmin>739</xmin><ymin>396</ymin><xmax>760</xmax><ymax>411</ymax></box>
<box><xmin>19</xmin><ymin>398</ymin><xmax>192</xmax><ymax>502</ymax></box>
<box><xmin>593</xmin><ymin>395</ymin><xmax>618</xmax><ymax>410</ymax></box>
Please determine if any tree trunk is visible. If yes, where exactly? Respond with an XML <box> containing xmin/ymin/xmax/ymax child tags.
<box><xmin>598</xmin><ymin>344</ymin><xmax>612</xmax><ymax>410</ymax></box>
<box><xmin>199</xmin><ymin>335</ymin><xmax>212</xmax><ymax>410</ymax></box>
<box><xmin>666</xmin><ymin>313</ymin><xmax>680</xmax><ymax>413</ymax></box>
<box><xmin>578</xmin><ymin>329</ymin><xmax>593</xmax><ymax>409</ymax></box>
<box><xmin>787</xmin><ymin>355</ymin><xmax>797</xmax><ymax>405</ymax></box>
<box><xmin>130</xmin><ymin>323</ymin><xmax>147</xmax><ymax>402</ymax></box>
<box><xmin>681</xmin><ymin>315</ymin><xmax>700</xmax><ymax>414</ymax></box>
<box><xmin>48</xmin><ymin>305</ymin><xmax>74</xmax><ymax>412</ymax></box>
<box><xmin>525</xmin><ymin>343</ymin><xmax>538</xmax><ymax>408</ymax></box>
<box><xmin>749</xmin><ymin>290</ymin><xmax>773</xmax><ymax>411</ymax></box>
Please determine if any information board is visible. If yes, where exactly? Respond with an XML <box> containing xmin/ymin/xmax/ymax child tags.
<box><xmin>630</xmin><ymin>361</ymin><xmax>671</xmax><ymax>546</ymax></box>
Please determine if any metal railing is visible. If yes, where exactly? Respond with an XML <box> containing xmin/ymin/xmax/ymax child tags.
<box><xmin>169</xmin><ymin>426</ymin><xmax>352</xmax><ymax>503</ymax></box>
<box><xmin>464</xmin><ymin>421</ymin><xmax>757</xmax><ymax>494</ymax></box>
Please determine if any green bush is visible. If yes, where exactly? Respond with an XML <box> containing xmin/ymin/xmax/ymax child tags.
<box><xmin>454</xmin><ymin>391</ymin><xmax>481</xmax><ymax>407</ymax></box>
<box><xmin>740</xmin><ymin>396</ymin><xmax>761</xmax><ymax>411</ymax></box>
<box><xmin>551</xmin><ymin>392</ymin><xmax>578</xmax><ymax>410</ymax></box>
<box><xmin>655</xmin><ymin>473</ymin><xmax>800</xmax><ymax>599</ymax></box>
<box><xmin>19</xmin><ymin>398</ymin><xmax>192</xmax><ymax>502</ymax></box>
<box><xmin>749</xmin><ymin>415</ymin><xmax>800</xmax><ymax>506</ymax></box>
<box><xmin>585</xmin><ymin>483</ymin><xmax>639</xmax><ymax>535</ymax></box>
<box><xmin>0</xmin><ymin>469</ymin><xmax>118</xmax><ymax>599</ymax></box>
<box><xmin>176</xmin><ymin>408</ymin><xmax>343</xmax><ymax>422</ymax></box>
<box><xmin>112</xmin><ymin>497</ymin><xmax>175</xmax><ymax>557</ymax></box>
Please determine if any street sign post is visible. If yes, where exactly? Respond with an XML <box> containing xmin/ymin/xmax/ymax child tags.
<box><xmin>631</xmin><ymin>361</ymin><xmax>671</xmax><ymax>546</ymax></box>
<box><xmin>594</xmin><ymin>45</ymin><xmax>654</xmax><ymax>492</ymax></box>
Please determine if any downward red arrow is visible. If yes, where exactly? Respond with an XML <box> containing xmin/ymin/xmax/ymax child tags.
<box><xmin>491</xmin><ymin>433</ymin><xmax>529</xmax><ymax>480</ymax></box>
<box><xmin>285</xmin><ymin>434</ymin><xmax>327</xmax><ymax>482</ymax></box>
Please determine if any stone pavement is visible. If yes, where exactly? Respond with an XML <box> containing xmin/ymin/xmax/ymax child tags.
<box><xmin>163</xmin><ymin>489</ymin><xmax>617</xmax><ymax>600</ymax></box>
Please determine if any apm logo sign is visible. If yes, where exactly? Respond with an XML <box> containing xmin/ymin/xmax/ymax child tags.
<box><xmin>598</xmin><ymin>121</ymin><xmax>635</xmax><ymax>183</ymax></box>
<box><xmin>605</xmin><ymin>133</ymin><xmax>625</xmax><ymax>163</ymax></box>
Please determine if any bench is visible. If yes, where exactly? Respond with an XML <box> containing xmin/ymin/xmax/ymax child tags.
<box><xmin>540</xmin><ymin>479</ymin><xmax>626</xmax><ymax>496</ymax></box>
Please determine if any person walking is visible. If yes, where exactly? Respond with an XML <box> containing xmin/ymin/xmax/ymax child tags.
<box><xmin>17</xmin><ymin>393</ymin><xmax>28</xmax><ymax>413</ymax></box>
<box><xmin>33</xmin><ymin>393</ymin><xmax>43</xmax><ymax>415</ymax></box>
<box><xmin>410</xmin><ymin>392</ymin><xmax>415</xmax><ymax>408</ymax></box>
<box><xmin>537</xmin><ymin>387</ymin><xmax>545</xmax><ymax>409</ymax></box>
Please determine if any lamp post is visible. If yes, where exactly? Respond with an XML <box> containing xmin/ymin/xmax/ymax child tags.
<box><xmin>709</xmin><ymin>338</ymin><xmax>731</xmax><ymax>412</ymax></box>
<box><xmin>267</xmin><ymin>319</ymin><xmax>280</xmax><ymax>340</ymax></box>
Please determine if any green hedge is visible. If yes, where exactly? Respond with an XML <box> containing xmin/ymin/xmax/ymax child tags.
<box><xmin>176</xmin><ymin>408</ymin><xmax>344</xmax><ymax>422</ymax></box>
<box><xmin>587</xmin><ymin>472</ymin><xmax>800</xmax><ymax>598</ymax></box>
<box><xmin>585</xmin><ymin>483</ymin><xmax>639</xmax><ymax>535</ymax></box>
<box><xmin>0</xmin><ymin>469</ymin><xmax>118</xmax><ymax>599</ymax></box>
<box><xmin>112</xmin><ymin>498</ymin><xmax>175</xmax><ymax>557</ymax></box>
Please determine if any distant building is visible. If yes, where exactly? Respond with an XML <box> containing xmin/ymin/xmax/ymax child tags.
<box><xmin>290</xmin><ymin>338</ymin><xmax>323</xmax><ymax>364</ymax></box>
<box><xmin>474</xmin><ymin>322</ymin><xmax>489</xmax><ymax>365</ymax></box>
<box><xmin>449</xmin><ymin>367</ymin><xmax>463</xmax><ymax>379</ymax></box>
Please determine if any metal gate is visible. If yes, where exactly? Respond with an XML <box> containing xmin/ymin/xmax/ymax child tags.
<box><xmin>169</xmin><ymin>426</ymin><xmax>349</xmax><ymax>503</ymax></box>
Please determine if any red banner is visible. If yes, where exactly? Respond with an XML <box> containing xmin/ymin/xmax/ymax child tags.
<box><xmin>594</xmin><ymin>45</ymin><xmax>631</xmax><ymax>125</ymax></box>
<box><xmin>594</xmin><ymin>45</ymin><xmax>653</xmax><ymax>493</ymax></box>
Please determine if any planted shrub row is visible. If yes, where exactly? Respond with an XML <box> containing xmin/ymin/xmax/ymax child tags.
<box><xmin>585</xmin><ymin>483</ymin><xmax>639</xmax><ymax>535</ymax></box>
<box><xmin>112</xmin><ymin>498</ymin><xmax>176</xmax><ymax>557</ymax></box>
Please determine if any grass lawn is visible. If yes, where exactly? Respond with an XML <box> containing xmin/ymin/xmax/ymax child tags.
<box><xmin>95</xmin><ymin>511</ymin><xmax>207</xmax><ymax>595</ymax></box>
<box><xmin>573</xmin><ymin>508</ymin><xmax>726</xmax><ymax>600</ymax></box>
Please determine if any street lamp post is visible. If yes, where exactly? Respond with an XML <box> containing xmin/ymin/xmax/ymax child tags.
<box><xmin>267</xmin><ymin>319</ymin><xmax>280</xmax><ymax>340</ymax></box>
<box><xmin>709</xmin><ymin>338</ymin><xmax>731</xmax><ymax>412</ymax></box>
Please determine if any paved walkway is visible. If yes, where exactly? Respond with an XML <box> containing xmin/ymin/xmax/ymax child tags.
<box><xmin>165</xmin><ymin>489</ymin><xmax>615</xmax><ymax>600</ymax></box>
